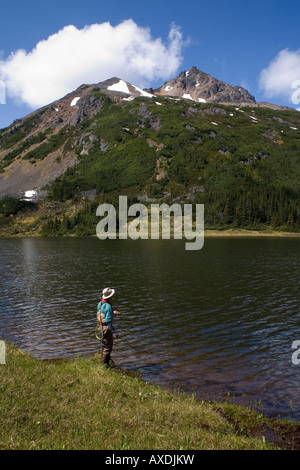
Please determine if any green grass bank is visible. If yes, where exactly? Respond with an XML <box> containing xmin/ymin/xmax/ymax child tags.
<box><xmin>1</xmin><ymin>342</ymin><xmax>299</xmax><ymax>450</ymax></box>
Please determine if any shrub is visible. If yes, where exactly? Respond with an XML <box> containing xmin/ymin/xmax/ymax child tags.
<box><xmin>0</xmin><ymin>197</ymin><xmax>35</xmax><ymax>216</ymax></box>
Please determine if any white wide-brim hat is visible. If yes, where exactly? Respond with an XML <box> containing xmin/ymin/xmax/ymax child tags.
<box><xmin>102</xmin><ymin>287</ymin><xmax>115</xmax><ymax>299</ymax></box>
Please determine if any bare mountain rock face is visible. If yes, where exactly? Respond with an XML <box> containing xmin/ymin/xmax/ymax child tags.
<box><xmin>154</xmin><ymin>66</ymin><xmax>256</xmax><ymax>105</ymax></box>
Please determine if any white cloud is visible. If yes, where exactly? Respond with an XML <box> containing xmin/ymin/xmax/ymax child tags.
<box><xmin>259</xmin><ymin>48</ymin><xmax>300</xmax><ymax>103</ymax></box>
<box><xmin>0</xmin><ymin>20</ymin><xmax>184</xmax><ymax>108</ymax></box>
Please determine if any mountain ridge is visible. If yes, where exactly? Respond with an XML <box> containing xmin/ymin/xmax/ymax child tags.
<box><xmin>2</xmin><ymin>65</ymin><xmax>293</xmax><ymax>133</ymax></box>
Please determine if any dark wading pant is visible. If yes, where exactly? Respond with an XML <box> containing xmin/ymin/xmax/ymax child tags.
<box><xmin>102</xmin><ymin>326</ymin><xmax>113</xmax><ymax>366</ymax></box>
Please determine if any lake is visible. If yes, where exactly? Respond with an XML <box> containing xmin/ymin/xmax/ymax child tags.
<box><xmin>0</xmin><ymin>236</ymin><xmax>299</xmax><ymax>421</ymax></box>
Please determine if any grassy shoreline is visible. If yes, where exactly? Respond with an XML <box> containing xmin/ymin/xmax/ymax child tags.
<box><xmin>205</xmin><ymin>228</ymin><xmax>300</xmax><ymax>238</ymax></box>
<box><xmin>1</xmin><ymin>342</ymin><xmax>299</xmax><ymax>450</ymax></box>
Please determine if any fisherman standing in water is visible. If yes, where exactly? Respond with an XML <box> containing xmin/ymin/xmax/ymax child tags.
<box><xmin>97</xmin><ymin>288</ymin><xmax>120</xmax><ymax>367</ymax></box>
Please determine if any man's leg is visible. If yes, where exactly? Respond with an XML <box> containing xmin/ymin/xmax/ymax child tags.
<box><xmin>102</xmin><ymin>327</ymin><xmax>113</xmax><ymax>366</ymax></box>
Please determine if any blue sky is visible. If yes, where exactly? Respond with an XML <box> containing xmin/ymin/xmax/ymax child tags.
<box><xmin>0</xmin><ymin>0</ymin><xmax>300</xmax><ymax>129</ymax></box>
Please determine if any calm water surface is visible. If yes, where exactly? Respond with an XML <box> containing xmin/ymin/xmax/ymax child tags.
<box><xmin>0</xmin><ymin>237</ymin><xmax>299</xmax><ymax>421</ymax></box>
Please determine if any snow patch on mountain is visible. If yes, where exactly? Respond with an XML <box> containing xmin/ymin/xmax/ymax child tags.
<box><xmin>132</xmin><ymin>85</ymin><xmax>153</xmax><ymax>98</ymax></box>
<box><xmin>107</xmin><ymin>80</ymin><xmax>130</xmax><ymax>94</ymax></box>
<box><xmin>182</xmin><ymin>93</ymin><xmax>193</xmax><ymax>100</ymax></box>
<box><xmin>70</xmin><ymin>97</ymin><xmax>81</xmax><ymax>107</ymax></box>
<box><xmin>24</xmin><ymin>190</ymin><xmax>37</xmax><ymax>200</ymax></box>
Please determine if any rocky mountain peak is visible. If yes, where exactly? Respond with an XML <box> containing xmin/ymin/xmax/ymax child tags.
<box><xmin>154</xmin><ymin>66</ymin><xmax>256</xmax><ymax>105</ymax></box>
